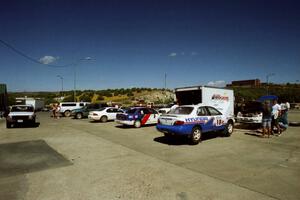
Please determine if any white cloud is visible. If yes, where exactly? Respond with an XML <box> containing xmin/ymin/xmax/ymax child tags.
<box><xmin>207</xmin><ymin>80</ymin><xmax>226</xmax><ymax>87</ymax></box>
<box><xmin>168</xmin><ymin>52</ymin><xmax>177</xmax><ymax>57</ymax></box>
<box><xmin>39</xmin><ymin>56</ymin><xmax>58</xmax><ymax>64</ymax></box>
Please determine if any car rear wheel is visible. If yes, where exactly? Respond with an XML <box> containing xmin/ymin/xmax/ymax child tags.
<box><xmin>134</xmin><ymin>120</ymin><xmax>141</xmax><ymax>128</ymax></box>
<box><xmin>64</xmin><ymin>110</ymin><xmax>71</xmax><ymax>117</ymax></box>
<box><xmin>190</xmin><ymin>127</ymin><xmax>202</xmax><ymax>145</ymax></box>
<box><xmin>76</xmin><ymin>113</ymin><xmax>83</xmax><ymax>119</ymax></box>
<box><xmin>100</xmin><ymin>116</ymin><xmax>108</xmax><ymax>123</ymax></box>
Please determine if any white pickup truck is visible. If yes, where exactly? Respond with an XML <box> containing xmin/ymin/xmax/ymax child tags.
<box><xmin>6</xmin><ymin>105</ymin><xmax>36</xmax><ymax>128</ymax></box>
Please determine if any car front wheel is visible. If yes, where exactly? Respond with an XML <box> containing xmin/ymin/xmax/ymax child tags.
<box><xmin>223</xmin><ymin>121</ymin><xmax>234</xmax><ymax>137</ymax></box>
<box><xmin>190</xmin><ymin>127</ymin><xmax>202</xmax><ymax>145</ymax></box>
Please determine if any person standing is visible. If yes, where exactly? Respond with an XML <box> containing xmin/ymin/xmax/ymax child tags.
<box><xmin>262</xmin><ymin>101</ymin><xmax>272</xmax><ymax>138</ymax></box>
<box><xmin>272</xmin><ymin>99</ymin><xmax>281</xmax><ymax>135</ymax></box>
<box><xmin>52</xmin><ymin>103</ymin><xmax>57</xmax><ymax>118</ymax></box>
<box><xmin>55</xmin><ymin>103</ymin><xmax>61</xmax><ymax>119</ymax></box>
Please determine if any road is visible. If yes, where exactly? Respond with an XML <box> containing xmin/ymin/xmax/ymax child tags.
<box><xmin>0</xmin><ymin>111</ymin><xmax>299</xmax><ymax>200</ymax></box>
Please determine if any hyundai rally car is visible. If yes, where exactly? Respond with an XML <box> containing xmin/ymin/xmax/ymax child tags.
<box><xmin>115</xmin><ymin>107</ymin><xmax>159</xmax><ymax>128</ymax></box>
<box><xmin>156</xmin><ymin>105</ymin><xmax>234</xmax><ymax>144</ymax></box>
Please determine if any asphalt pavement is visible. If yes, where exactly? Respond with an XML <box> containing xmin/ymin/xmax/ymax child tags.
<box><xmin>0</xmin><ymin>111</ymin><xmax>299</xmax><ymax>200</ymax></box>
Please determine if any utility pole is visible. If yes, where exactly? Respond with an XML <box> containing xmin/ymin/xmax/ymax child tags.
<box><xmin>57</xmin><ymin>75</ymin><xmax>64</xmax><ymax>97</ymax></box>
<box><xmin>266</xmin><ymin>73</ymin><xmax>275</xmax><ymax>95</ymax></box>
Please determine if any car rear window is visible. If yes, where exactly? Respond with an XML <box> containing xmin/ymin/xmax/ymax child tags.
<box><xmin>169</xmin><ymin>106</ymin><xmax>194</xmax><ymax>115</ymax></box>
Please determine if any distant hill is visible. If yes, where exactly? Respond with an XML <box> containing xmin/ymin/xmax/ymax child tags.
<box><xmin>7</xmin><ymin>88</ymin><xmax>175</xmax><ymax>106</ymax></box>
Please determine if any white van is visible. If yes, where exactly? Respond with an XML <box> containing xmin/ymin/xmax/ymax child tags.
<box><xmin>59</xmin><ymin>102</ymin><xmax>90</xmax><ymax>117</ymax></box>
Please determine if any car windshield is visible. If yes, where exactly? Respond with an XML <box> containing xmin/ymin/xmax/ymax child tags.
<box><xmin>126</xmin><ymin>108</ymin><xmax>137</xmax><ymax>114</ymax></box>
<box><xmin>11</xmin><ymin>106</ymin><xmax>34</xmax><ymax>112</ymax></box>
<box><xmin>169</xmin><ymin>106</ymin><xmax>194</xmax><ymax>115</ymax></box>
<box><xmin>98</xmin><ymin>107</ymin><xmax>106</xmax><ymax>111</ymax></box>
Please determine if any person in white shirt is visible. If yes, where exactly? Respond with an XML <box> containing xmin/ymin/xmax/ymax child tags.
<box><xmin>272</xmin><ymin>100</ymin><xmax>281</xmax><ymax>134</ymax></box>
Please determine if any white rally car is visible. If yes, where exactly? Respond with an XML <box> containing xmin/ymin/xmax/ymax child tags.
<box><xmin>156</xmin><ymin>105</ymin><xmax>234</xmax><ymax>144</ymax></box>
<box><xmin>88</xmin><ymin>107</ymin><xmax>123</xmax><ymax>122</ymax></box>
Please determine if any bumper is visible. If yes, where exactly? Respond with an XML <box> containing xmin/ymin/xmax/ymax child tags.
<box><xmin>236</xmin><ymin>117</ymin><xmax>262</xmax><ymax>124</ymax></box>
<box><xmin>88</xmin><ymin>115</ymin><xmax>100</xmax><ymax>121</ymax></box>
<box><xmin>156</xmin><ymin>124</ymin><xmax>193</xmax><ymax>135</ymax></box>
<box><xmin>115</xmin><ymin>119</ymin><xmax>135</xmax><ymax>126</ymax></box>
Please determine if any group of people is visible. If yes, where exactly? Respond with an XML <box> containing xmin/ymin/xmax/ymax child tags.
<box><xmin>262</xmin><ymin>99</ymin><xmax>289</xmax><ymax>138</ymax></box>
<box><xmin>51</xmin><ymin>103</ymin><xmax>61</xmax><ymax>119</ymax></box>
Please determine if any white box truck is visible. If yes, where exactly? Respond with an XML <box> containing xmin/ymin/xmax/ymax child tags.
<box><xmin>174</xmin><ymin>85</ymin><xmax>234</xmax><ymax>118</ymax></box>
<box><xmin>25</xmin><ymin>99</ymin><xmax>45</xmax><ymax>111</ymax></box>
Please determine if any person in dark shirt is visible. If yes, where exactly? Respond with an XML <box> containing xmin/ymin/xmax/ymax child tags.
<box><xmin>262</xmin><ymin>101</ymin><xmax>272</xmax><ymax>138</ymax></box>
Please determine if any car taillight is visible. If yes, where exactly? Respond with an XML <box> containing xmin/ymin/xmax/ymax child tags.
<box><xmin>158</xmin><ymin>119</ymin><xmax>160</xmax><ymax>124</ymax></box>
<box><xmin>174</xmin><ymin>120</ymin><xmax>184</xmax><ymax>126</ymax></box>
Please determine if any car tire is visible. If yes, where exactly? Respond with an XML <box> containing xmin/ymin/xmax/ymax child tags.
<box><xmin>134</xmin><ymin>120</ymin><xmax>141</xmax><ymax>128</ymax></box>
<box><xmin>6</xmin><ymin>121</ymin><xmax>11</xmax><ymax>128</ymax></box>
<box><xmin>64</xmin><ymin>110</ymin><xmax>71</xmax><ymax>117</ymax></box>
<box><xmin>190</xmin><ymin>126</ymin><xmax>202</xmax><ymax>145</ymax></box>
<box><xmin>76</xmin><ymin>113</ymin><xmax>83</xmax><ymax>119</ymax></box>
<box><xmin>223</xmin><ymin>121</ymin><xmax>234</xmax><ymax>137</ymax></box>
<box><xmin>100</xmin><ymin>116</ymin><xmax>108</xmax><ymax>123</ymax></box>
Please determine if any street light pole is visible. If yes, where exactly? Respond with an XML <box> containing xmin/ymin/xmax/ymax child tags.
<box><xmin>266</xmin><ymin>73</ymin><xmax>275</xmax><ymax>95</ymax></box>
<box><xmin>73</xmin><ymin>57</ymin><xmax>93</xmax><ymax>102</ymax></box>
<box><xmin>57</xmin><ymin>75</ymin><xmax>64</xmax><ymax>97</ymax></box>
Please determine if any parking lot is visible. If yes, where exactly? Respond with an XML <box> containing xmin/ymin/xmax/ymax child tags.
<box><xmin>0</xmin><ymin>111</ymin><xmax>300</xmax><ymax>200</ymax></box>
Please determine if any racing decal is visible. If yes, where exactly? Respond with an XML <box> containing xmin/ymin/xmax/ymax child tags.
<box><xmin>213</xmin><ymin>117</ymin><xmax>225</xmax><ymax>126</ymax></box>
<box><xmin>141</xmin><ymin>114</ymin><xmax>151</xmax><ymax>125</ymax></box>
<box><xmin>184</xmin><ymin>117</ymin><xmax>209</xmax><ymax>124</ymax></box>
<box><xmin>211</xmin><ymin>94</ymin><xmax>229</xmax><ymax>101</ymax></box>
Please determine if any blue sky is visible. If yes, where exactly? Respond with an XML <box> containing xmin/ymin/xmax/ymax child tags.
<box><xmin>0</xmin><ymin>0</ymin><xmax>299</xmax><ymax>91</ymax></box>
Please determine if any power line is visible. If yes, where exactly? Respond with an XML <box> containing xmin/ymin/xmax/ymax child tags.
<box><xmin>0</xmin><ymin>39</ymin><xmax>71</xmax><ymax>68</ymax></box>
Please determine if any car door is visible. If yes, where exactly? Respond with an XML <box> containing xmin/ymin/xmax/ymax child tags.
<box><xmin>206</xmin><ymin>106</ymin><xmax>224</xmax><ymax>131</ymax></box>
<box><xmin>195</xmin><ymin>106</ymin><xmax>212</xmax><ymax>132</ymax></box>
<box><xmin>109</xmin><ymin>108</ymin><xmax>123</xmax><ymax>120</ymax></box>
<box><xmin>148</xmin><ymin>108</ymin><xmax>159</xmax><ymax>124</ymax></box>
<box><xmin>105</xmin><ymin>108</ymin><xmax>115</xmax><ymax>120</ymax></box>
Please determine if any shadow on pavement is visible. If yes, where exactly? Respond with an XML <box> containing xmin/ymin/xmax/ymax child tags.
<box><xmin>154</xmin><ymin>132</ymin><xmax>222</xmax><ymax>146</ymax></box>
<box><xmin>9</xmin><ymin>122</ymin><xmax>40</xmax><ymax>129</ymax></box>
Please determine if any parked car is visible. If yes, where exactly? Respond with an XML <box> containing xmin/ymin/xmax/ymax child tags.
<box><xmin>236</xmin><ymin>95</ymin><xmax>278</xmax><ymax>125</ymax></box>
<box><xmin>88</xmin><ymin>107</ymin><xmax>123</xmax><ymax>122</ymax></box>
<box><xmin>71</xmin><ymin>103</ymin><xmax>108</xmax><ymax>119</ymax></box>
<box><xmin>156</xmin><ymin>105</ymin><xmax>234</xmax><ymax>144</ymax></box>
<box><xmin>236</xmin><ymin>101</ymin><xmax>263</xmax><ymax>124</ymax></box>
<box><xmin>115</xmin><ymin>107</ymin><xmax>159</xmax><ymax>128</ymax></box>
<box><xmin>59</xmin><ymin>102</ymin><xmax>90</xmax><ymax>117</ymax></box>
<box><xmin>6</xmin><ymin>105</ymin><xmax>36</xmax><ymax>128</ymax></box>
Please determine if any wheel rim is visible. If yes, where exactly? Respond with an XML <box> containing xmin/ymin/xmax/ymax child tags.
<box><xmin>101</xmin><ymin>116</ymin><xmax>107</xmax><ymax>122</ymax></box>
<box><xmin>77</xmin><ymin>113</ymin><xmax>82</xmax><ymax>119</ymax></box>
<box><xmin>65</xmin><ymin>111</ymin><xmax>70</xmax><ymax>117</ymax></box>
<box><xmin>193</xmin><ymin>129</ymin><xmax>201</xmax><ymax>141</ymax></box>
<box><xmin>228</xmin><ymin>123</ymin><xmax>233</xmax><ymax>134</ymax></box>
